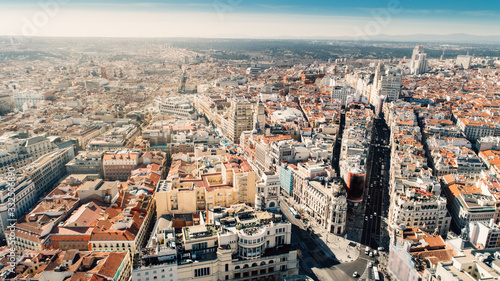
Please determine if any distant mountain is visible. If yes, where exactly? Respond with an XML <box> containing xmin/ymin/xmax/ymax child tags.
<box><xmin>353</xmin><ymin>33</ymin><xmax>500</xmax><ymax>44</ymax></box>
<box><xmin>2</xmin><ymin>33</ymin><xmax>500</xmax><ymax>45</ymax></box>
<box><xmin>265</xmin><ymin>33</ymin><xmax>500</xmax><ymax>44</ymax></box>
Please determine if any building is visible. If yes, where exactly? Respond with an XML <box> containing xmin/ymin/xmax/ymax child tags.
<box><xmin>469</xmin><ymin>220</ymin><xmax>500</xmax><ymax>249</ymax></box>
<box><xmin>221</xmin><ymin>99</ymin><xmax>254</xmax><ymax>143</ymax></box>
<box><xmin>279</xmin><ymin>164</ymin><xmax>294</xmax><ymax>196</ymax></box>
<box><xmin>432</xmin><ymin>249</ymin><xmax>500</xmax><ymax>281</ymax></box>
<box><xmin>255</xmin><ymin>172</ymin><xmax>280</xmax><ymax>212</ymax></box>
<box><xmin>174</xmin><ymin>204</ymin><xmax>299</xmax><ymax>281</ymax></box>
<box><xmin>410</xmin><ymin>45</ymin><xmax>428</xmax><ymax>75</ymax></box>
<box><xmin>339</xmin><ymin>105</ymin><xmax>373</xmax><ymax>203</ymax></box>
<box><xmin>0</xmin><ymin>135</ymin><xmax>56</xmax><ymax>175</ymax></box>
<box><xmin>102</xmin><ymin>150</ymin><xmax>140</xmax><ymax>181</ymax></box>
<box><xmin>371</xmin><ymin>63</ymin><xmax>402</xmax><ymax>105</ymax></box>
<box><xmin>7</xmin><ymin>191</ymin><xmax>80</xmax><ymax>251</ymax></box>
<box><xmin>331</xmin><ymin>84</ymin><xmax>356</xmax><ymax>105</ymax></box>
<box><xmin>388</xmin><ymin>228</ymin><xmax>459</xmax><ymax>281</ymax></box>
<box><xmin>286</xmin><ymin>162</ymin><xmax>347</xmax><ymax>234</ymax></box>
<box><xmin>456</xmin><ymin>117</ymin><xmax>497</xmax><ymax>142</ymax></box>
<box><xmin>0</xmin><ymin>250</ymin><xmax>132</xmax><ymax>281</ymax></box>
<box><xmin>156</xmin><ymin>155</ymin><xmax>257</xmax><ymax>216</ymax></box>
<box><xmin>86</xmin><ymin>137</ymin><xmax>126</xmax><ymax>152</ymax></box>
<box><xmin>457</xmin><ymin>55</ymin><xmax>472</xmax><ymax>69</ymax></box>
<box><xmin>389</xmin><ymin>187</ymin><xmax>451</xmax><ymax>237</ymax></box>
<box><xmin>65</xmin><ymin>151</ymin><xmax>103</xmax><ymax>175</ymax></box>
<box><xmin>23</xmin><ymin>146</ymin><xmax>75</xmax><ymax>203</ymax></box>
<box><xmin>0</xmin><ymin>176</ymin><xmax>35</xmax><ymax>237</ymax></box>
<box><xmin>442</xmin><ymin>175</ymin><xmax>497</xmax><ymax>230</ymax></box>
<box><xmin>155</xmin><ymin>96</ymin><xmax>197</xmax><ymax>119</ymax></box>
<box><xmin>89</xmin><ymin>193</ymin><xmax>155</xmax><ymax>259</ymax></box>
<box><xmin>133</xmin><ymin>216</ymin><xmax>178</xmax><ymax>281</ymax></box>
<box><xmin>13</xmin><ymin>90</ymin><xmax>44</xmax><ymax>110</ymax></box>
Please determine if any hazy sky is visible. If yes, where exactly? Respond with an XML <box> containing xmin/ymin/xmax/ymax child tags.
<box><xmin>1</xmin><ymin>0</ymin><xmax>500</xmax><ymax>38</ymax></box>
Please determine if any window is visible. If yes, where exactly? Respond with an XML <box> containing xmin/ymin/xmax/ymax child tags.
<box><xmin>194</xmin><ymin>267</ymin><xmax>210</xmax><ymax>277</ymax></box>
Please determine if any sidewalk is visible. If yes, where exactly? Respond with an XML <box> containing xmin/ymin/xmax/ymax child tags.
<box><xmin>287</xmin><ymin>197</ymin><xmax>361</xmax><ymax>263</ymax></box>
<box><xmin>310</xmin><ymin>222</ymin><xmax>360</xmax><ymax>263</ymax></box>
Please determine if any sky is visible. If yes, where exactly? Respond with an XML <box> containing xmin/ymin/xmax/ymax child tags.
<box><xmin>0</xmin><ymin>0</ymin><xmax>500</xmax><ymax>38</ymax></box>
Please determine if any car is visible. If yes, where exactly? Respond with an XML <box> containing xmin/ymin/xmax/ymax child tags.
<box><xmin>369</xmin><ymin>251</ymin><xmax>373</xmax><ymax>257</ymax></box>
<box><xmin>352</xmin><ymin>271</ymin><xmax>358</xmax><ymax>278</ymax></box>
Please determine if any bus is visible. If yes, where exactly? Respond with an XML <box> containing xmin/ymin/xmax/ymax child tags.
<box><xmin>289</xmin><ymin>207</ymin><xmax>300</xmax><ymax>219</ymax></box>
<box><xmin>372</xmin><ymin>266</ymin><xmax>380</xmax><ymax>281</ymax></box>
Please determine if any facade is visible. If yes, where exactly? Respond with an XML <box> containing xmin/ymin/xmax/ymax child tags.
<box><xmin>24</xmin><ymin>146</ymin><xmax>75</xmax><ymax>200</ymax></box>
<box><xmin>456</xmin><ymin>55</ymin><xmax>472</xmax><ymax>69</ymax></box>
<box><xmin>222</xmin><ymin>99</ymin><xmax>254</xmax><ymax>143</ymax></box>
<box><xmin>370</xmin><ymin>63</ymin><xmax>402</xmax><ymax>106</ymax></box>
<box><xmin>389</xmin><ymin>187</ymin><xmax>451</xmax><ymax>236</ymax></box>
<box><xmin>255</xmin><ymin>172</ymin><xmax>280</xmax><ymax>212</ymax></box>
<box><xmin>0</xmin><ymin>135</ymin><xmax>56</xmax><ymax>174</ymax></box>
<box><xmin>279</xmin><ymin>164</ymin><xmax>294</xmax><ymax>196</ymax></box>
<box><xmin>469</xmin><ymin>220</ymin><xmax>500</xmax><ymax>249</ymax></box>
<box><xmin>442</xmin><ymin>175</ymin><xmax>497</xmax><ymax>230</ymax></box>
<box><xmin>155</xmin><ymin>96</ymin><xmax>197</xmax><ymax>119</ymax></box>
<box><xmin>89</xmin><ymin>195</ymin><xmax>155</xmax><ymax>259</ymax></box>
<box><xmin>410</xmin><ymin>45</ymin><xmax>428</xmax><ymax>75</ymax></box>
<box><xmin>331</xmin><ymin>84</ymin><xmax>356</xmax><ymax>104</ymax></box>
<box><xmin>175</xmin><ymin>204</ymin><xmax>299</xmax><ymax>281</ymax></box>
<box><xmin>0</xmin><ymin>176</ymin><xmax>35</xmax><ymax>237</ymax></box>
<box><xmin>13</xmin><ymin>90</ymin><xmax>44</xmax><ymax>110</ymax></box>
<box><xmin>287</xmin><ymin>162</ymin><xmax>347</xmax><ymax>234</ymax></box>
<box><xmin>65</xmin><ymin>151</ymin><xmax>103</xmax><ymax>175</ymax></box>
<box><xmin>102</xmin><ymin>150</ymin><xmax>140</xmax><ymax>181</ymax></box>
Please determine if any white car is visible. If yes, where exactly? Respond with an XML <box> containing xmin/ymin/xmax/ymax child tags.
<box><xmin>352</xmin><ymin>271</ymin><xmax>358</xmax><ymax>278</ymax></box>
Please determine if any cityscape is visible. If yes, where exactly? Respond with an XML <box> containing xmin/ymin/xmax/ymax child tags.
<box><xmin>1</xmin><ymin>1</ymin><xmax>500</xmax><ymax>281</ymax></box>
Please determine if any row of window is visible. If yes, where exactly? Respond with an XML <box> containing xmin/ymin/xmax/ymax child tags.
<box><xmin>194</xmin><ymin>267</ymin><xmax>210</xmax><ymax>277</ymax></box>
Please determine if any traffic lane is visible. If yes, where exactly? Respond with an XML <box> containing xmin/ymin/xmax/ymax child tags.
<box><xmin>280</xmin><ymin>198</ymin><xmax>306</xmax><ymax>230</ymax></box>
<box><xmin>292</xmin><ymin>230</ymin><xmax>318</xmax><ymax>278</ymax></box>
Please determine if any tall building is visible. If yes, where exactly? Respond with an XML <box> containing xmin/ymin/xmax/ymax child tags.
<box><xmin>410</xmin><ymin>45</ymin><xmax>428</xmax><ymax>75</ymax></box>
<box><xmin>456</xmin><ymin>54</ymin><xmax>472</xmax><ymax>69</ymax></box>
<box><xmin>222</xmin><ymin>99</ymin><xmax>254</xmax><ymax>143</ymax></box>
<box><xmin>370</xmin><ymin>63</ymin><xmax>402</xmax><ymax>105</ymax></box>
<box><xmin>253</xmin><ymin>100</ymin><xmax>266</xmax><ymax>133</ymax></box>
<box><xmin>255</xmin><ymin>171</ymin><xmax>280</xmax><ymax>212</ymax></box>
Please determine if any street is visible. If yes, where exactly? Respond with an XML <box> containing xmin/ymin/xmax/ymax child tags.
<box><xmin>361</xmin><ymin>117</ymin><xmax>391</xmax><ymax>249</ymax></box>
<box><xmin>280</xmin><ymin>198</ymin><xmax>371</xmax><ymax>281</ymax></box>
